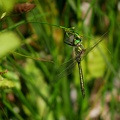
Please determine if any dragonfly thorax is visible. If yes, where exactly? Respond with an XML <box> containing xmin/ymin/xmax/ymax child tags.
<box><xmin>74</xmin><ymin>42</ymin><xmax>85</xmax><ymax>53</ymax></box>
<box><xmin>74</xmin><ymin>43</ymin><xmax>86</xmax><ymax>62</ymax></box>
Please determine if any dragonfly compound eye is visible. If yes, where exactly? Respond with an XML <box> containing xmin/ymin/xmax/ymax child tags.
<box><xmin>74</xmin><ymin>39</ymin><xmax>82</xmax><ymax>45</ymax></box>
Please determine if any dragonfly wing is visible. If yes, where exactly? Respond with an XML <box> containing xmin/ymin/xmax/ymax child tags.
<box><xmin>81</xmin><ymin>31</ymin><xmax>108</xmax><ymax>61</ymax></box>
<box><xmin>56</xmin><ymin>58</ymin><xmax>76</xmax><ymax>80</ymax></box>
<box><xmin>78</xmin><ymin>62</ymin><xmax>85</xmax><ymax>97</ymax></box>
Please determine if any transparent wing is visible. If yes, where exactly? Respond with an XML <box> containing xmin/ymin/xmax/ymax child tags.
<box><xmin>56</xmin><ymin>57</ymin><xmax>77</xmax><ymax>80</ymax></box>
<box><xmin>56</xmin><ymin>31</ymin><xmax>108</xmax><ymax>82</ymax></box>
<box><xmin>81</xmin><ymin>31</ymin><xmax>108</xmax><ymax>61</ymax></box>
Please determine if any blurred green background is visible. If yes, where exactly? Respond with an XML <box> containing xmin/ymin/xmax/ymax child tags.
<box><xmin>0</xmin><ymin>0</ymin><xmax>120</xmax><ymax>120</ymax></box>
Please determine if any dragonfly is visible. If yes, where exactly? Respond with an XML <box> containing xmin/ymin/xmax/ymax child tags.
<box><xmin>57</xmin><ymin>28</ymin><xmax>107</xmax><ymax>98</ymax></box>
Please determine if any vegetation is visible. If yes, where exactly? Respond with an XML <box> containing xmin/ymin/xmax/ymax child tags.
<box><xmin>0</xmin><ymin>0</ymin><xmax>120</xmax><ymax>120</ymax></box>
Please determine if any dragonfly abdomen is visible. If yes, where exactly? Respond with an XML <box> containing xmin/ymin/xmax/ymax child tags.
<box><xmin>78</xmin><ymin>62</ymin><xmax>85</xmax><ymax>97</ymax></box>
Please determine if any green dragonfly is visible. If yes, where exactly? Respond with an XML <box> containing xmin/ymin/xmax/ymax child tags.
<box><xmin>58</xmin><ymin>28</ymin><xmax>107</xmax><ymax>97</ymax></box>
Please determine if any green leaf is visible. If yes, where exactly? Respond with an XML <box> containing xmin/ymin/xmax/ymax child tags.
<box><xmin>0</xmin><ymin>0</ymin><xmax>15</xmax><ymax>13</ymax></box>
<box><xmin>0</xmin><ymin>76</ymin><xmax>15</xmax><ymax>89</ymax></box>
<box><xmin>0</xmin><ymin>31</ymin><xmax>21</xmax><ymax>59</ymax></box>
<box><xmin>68</xmin><ymin>0</ymin><xmax>76</xmax><ymax>12</ymax></box>
<box><xmin>0</xmin><ymin>12</ymin><xmax>6</xmax><ymax>19</ymax></box>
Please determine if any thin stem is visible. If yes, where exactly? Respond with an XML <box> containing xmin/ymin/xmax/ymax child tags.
<box><xmin>1</xmin><ymin>20</ymin><xmax>73</xmax><ymax>33</ymax></box>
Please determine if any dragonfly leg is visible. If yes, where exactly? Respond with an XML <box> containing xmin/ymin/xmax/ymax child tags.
<box><xmin>64</xmin><ymin>40</ymin><xmax>74</xmax><ymax>46</ymax></box>
<box><xmin>78</xmin><ymin>62</ymin><xmax>85</xmax><ymax>97</ymax></box>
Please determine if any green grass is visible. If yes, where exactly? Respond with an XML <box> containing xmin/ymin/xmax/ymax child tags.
<box><xmin>0</xmin><ymin>0</ymin><xmax>120</xmax><ymax>120</ymax></box>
